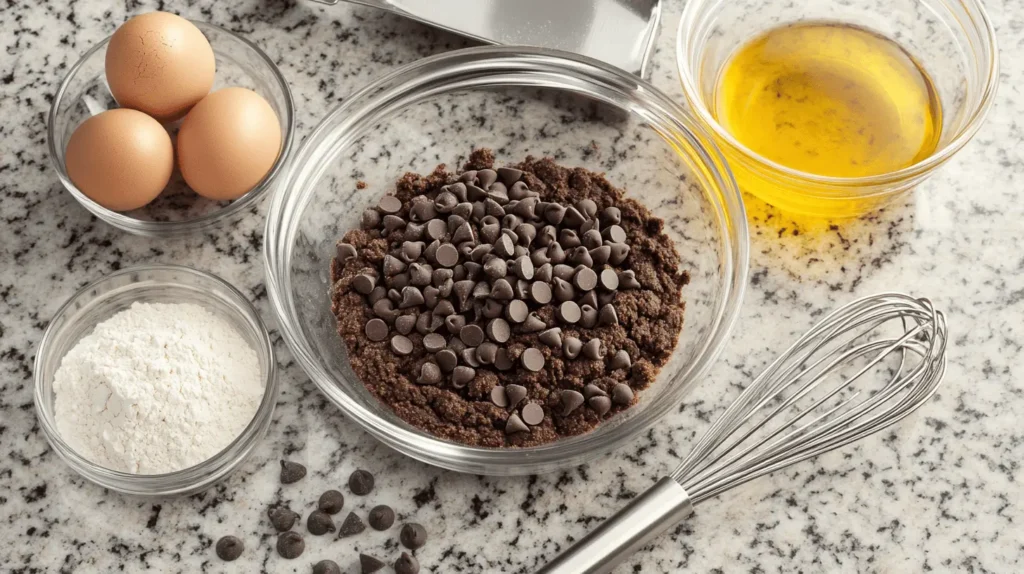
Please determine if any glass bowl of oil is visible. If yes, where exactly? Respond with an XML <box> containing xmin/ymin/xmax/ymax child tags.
<box><xmin>677</xmin><ymin>0</ymin><xmax>998</xmax><ymax>218</ymax></box>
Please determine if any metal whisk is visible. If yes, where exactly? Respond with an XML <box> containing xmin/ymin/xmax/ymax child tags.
<box><xmin>538</xmin><ymin>293</ymin><xmax>947</xmax><ymax>574</ymax></box>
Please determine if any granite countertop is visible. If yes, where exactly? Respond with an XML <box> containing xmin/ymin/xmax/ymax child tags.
<box><xmin>2</xmin><ymin>0</ymin><xmax>1022</xmax><ymax>572</ymax></box>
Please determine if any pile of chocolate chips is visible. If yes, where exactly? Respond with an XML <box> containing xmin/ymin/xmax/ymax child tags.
<box><xmin>332</xmin><ymin>150</ymin><xmax>688</xmax><ymax>447</ymax></box>
<box><xmin>215</xmin><ymin>461</ymin><xmax>426</xmax><ymax>574</ymax></box>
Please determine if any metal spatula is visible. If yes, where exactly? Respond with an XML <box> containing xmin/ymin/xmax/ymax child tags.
<box><xmin>308</xmin><ymin>0</ymin><xmax>662</xmax><ymax>76</ymax></box>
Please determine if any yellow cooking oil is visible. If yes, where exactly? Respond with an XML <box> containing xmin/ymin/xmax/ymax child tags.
<box><xmin>712</xmin><ymin>22</ymin><xmax>942</xmax><ymax>215</ymax></box>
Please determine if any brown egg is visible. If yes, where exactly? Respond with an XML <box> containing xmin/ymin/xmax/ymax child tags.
<box><xmin>64</xmin><ymin>109</ymin><xmax>174</xmax><ymax>211</ymax></box>
<box><xmin>105</xmin><ymin>12</ymin><xmax>216</xmax><ymax>122</ymax></box>
<box><xmin>177</xmin><ymin>87</ymin><xmax>282</xmax><ymax>200</ymax></box>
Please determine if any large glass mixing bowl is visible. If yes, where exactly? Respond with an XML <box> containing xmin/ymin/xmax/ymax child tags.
<box><xmin>264</xmin><ymin>46</ymin><xmax>748</xmax><ymax>475</ymax></box>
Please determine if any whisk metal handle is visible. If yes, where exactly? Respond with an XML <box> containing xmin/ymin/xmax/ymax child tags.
<box><xmin>537</xmin><ymin>477</ymin><xmax>693</xmax><ymax>574</ymax></box>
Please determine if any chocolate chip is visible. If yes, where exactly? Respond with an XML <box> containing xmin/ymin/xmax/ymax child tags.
<box><xmin>563</xmin><ymin>206</ymin><xmax>586</xmax><ymax>227</ymax></box>
<box><xmin>574</xmin><ymin>267</ymin><xmax>598</xmax><ymax>291</ymax></box>
<box><xmin>491</xmin><ymin>385</ymin><xmax>509</xmax><ymax>406</ymax></box>
<box><xmin>497</xmin><ymin>167</ymin><xmax>523</xmax><ymax>185</ymax></box>
<box><xmin>365</xmin><ymin>318</ymin><xmax>389</xmax><ymax>341</ymax></box>
<box><xmin>362</xmin><ymin>209</ymin><xmax>381</xmax><ymax>229</ymax></box>
<box><xmin>318</xmin><ymin>490</ymin><xmax>345</xmax><ymax>514</ymax></box>
<box><xmin>598</xmin><ymin>268</ymin><xmax>619</xmax><ymax>291</ymax></box>
<box><xmin>338</xmin><ymin>512</ymin><xmax>366</xmax><ymax>537</ymax></box>
<box><xmin>483</xmin><ymin>257</ymin><xmax>506</xmax><ymax>279</ymax></box>
<box><xmin>336</xmin><ymin>242</ymin><xmax>357</xmax><ymax>262</ymax></box>
<box><xmin>404</xmin><ymin>222</ymin><xmax>425</xmax><ymax>242</ymax></box>
<box><xmin>552</xmin><ymin>277</ymin><xmax>574</xmax><ymax>302</ymax></box>
<box><xmin>609</xmin><ymin>243</ymin><xmax>630</xmax><ymax>265</ymax></box>
<box><xmin>579</xmin><ymin>290</ymin><xmax>598</xmax><ymax>310</ymax></box>
<box><xmin>453</xmin><ymin>365</ymin><xmax>476</xmax><ymax>388</ymax></box>
<box><xmin>490</xmin><ymin>278</ymin><xmax>514</xmax><ymax>300</ymax></box>
<box><xmin>582</xmin><ymin>338</ymin><xmax>605</xmax><ymax>360</ymax></box>
<box><xmin>559</xmin><ymin>228</ymin><xmax>581</xmax><ymax>249</ymax></box>
<box><xmin>399</xmin><ymin>286</ymin><xmax>425</xmax><ymax>309</ymax></box>
<box><xmin>515</xmin><ymin>223</ymin><xmax>537</xmax><ymax>246</ymax></box>
<box><xmin>494</xmin><ymin>348</ymin><xmax>514</xmax><ymax>370</ymax></box>
<box><xmin>360</xmin><ymin>554</ymin><xmax>387</xmax><ymax>574</ymax></box>
<box><xmin>619</xmin><ymin>269</ymin><xmax>641</xmax><ymax>289</ymax></box>
<box><xmin>368</xmin><ymin>505</ymin><xmax>395</xmax><ymax>530</ymax></box>
<box><xmin>410</xmin><ymin>198</ymin><xmax>437</xmax><ymax>222</ymax></box>
<box><xmin>534</xmin><ymin>263</ymin><xmax>553</xmax><ymax>282</ymax></box>
<box><xmin>556</xmin><ymin>301</ymin><xmax>581</xmax><ymax>324</ymax></box>
<box><xmin>599</xmin><ymin>304</ymin><xmax>619</xmax><ymax>327</ymax></box>
<box><xmin>417</xmin><ymin>362</ymin><xmax>442</xmax><ymax>385</ymax></box>
<box><xmin>434</xmin><ymin>299</ymin><xmax>455</xmax><ymax>317</ymax></box>
<box><xmin>576</xmin><ymin>198</ymin><xmax>598</xmax><ymax>218</ymax></box>
<box><xmin>373</xmin><ymin>299</ymin><xmax>399</xmax><ymax>322</ymax></box>
<box><xmin>505</xmin><ymin>413</ymin><xmax>530</xmax><ymax>434</ymax></box>
<box><xmin>452</xmin><ymin>197</ymin><xmax>472</xmax><ymax>215</ymax></box>
<box><xmin>522</xmin><ymin>403</ymin><xmax>545</xmax><ymax>425</ymax></box>
<box><xmin>539</xmin><ymin>327</ymin><xmax>562</xmax><ymax>348</ymax></box>
<box><xmin>353</xmin><ymin>273</ymin><xmax>377</xmax><ymax>295</ymax></box>
<box><xmin>561</xmin><ymin>390</ymin><xmax>585</xmax><ymax>415</ymax></box>
<box><xmin>550</xmin><ymin>264</ymin><xmax>572</xmax><ymax>282</ymax></box>
<box><xmin>276</xmin><ymin>531</ymin><xmax>304</xmax><ymax>559</ymax></box>
<box><xmin>579</xmin><ymin>305</ymin><xmax>598</xmax><ymax>329</ymax></box>
<box><xmin>528</xmin><ymin>281</ymin><xmax>553</xmax><ymax>305</ymax></box>
<box><xmin>505</xmin><ymin>384</ymin><xmax>528</xmax><ymax>409</ymax></box>
<box><xmin>383</xmin><ymin>214</ymin><xmax>407</xmax><ymax>234</ymax></box>
<box><xmin>439</xmin><ymin>278</ymin><xmax>454</xmax><ymax>298</ymax></box>
<box><xmin>407</xmin><ymin>263</ymin><xmax>430</xmax><ymax>287</ymax></box>
<box><xmin>604</xmin><ymin>224</ymin><xmax>627</xmax><ymax>244</ymax></box>
<box><xmin>400</xmin><ymin>523</ymin><xmax>428</xmax><ymax>550</ymax></box>
<box><xmin>486</xmin><ymin>318</ymin><xmax>511</xmax><ymax>343</ymax></box>
<box><xmin>521</xmin><ymin>347</ymin><xmax>545</xmax><ymax>372</ymax></box>
<box><xmin>435</xmin><ymin>190</ymin><xmax>458</xmax><ymax>213</ymax></box>
<box><xmin>601</xmin><ymin>206</ymin><xmax>622</xmax><ymax>225</ymax></box>
<box><xmin>493</xmin><ymin>234</ymin><xmax>515</xmax><ymax>258</ymax></box>
<box><xmin>509</xmin><ymin>180</ymin><xmax>531</xmax><ymax>200</ymax></box>
<box><xmin>445</xmin><ymin>314</ymin><xmax>467</xmax><ymax>334</ymax></box>
<box><xmin>461</xmin><ymin>348</ymin><xmax>481</xmax><ymax>367</ymax></box>
<box><xmin>612</xmin><ymin>383</ymin><xmax>634</xmax><ymax>405</ymax></box>
<box><xmin>436</xmin><ymin>349</ymin><xmax>458</xmax><ymax>372</ymax></box>
<box><xmin>584</xmin><ymin>383</ymin><xmax>607</xmax><ymax>399</ymax></box>
<box><xmin>215</xmin><ymin>536</ymin><xmax>243</xmax><ymax>561</ymax></box>
<box><xmin>395</xmin><ymin>315</ymin><xmax>416</xmax><ymax>335</ymax></box>
<box><xmin>505</xmin><ymin>299</ymin><xmax>529</xmax><ymax>323</ymax></box>
<box><xmin>307</xmin><ymin>510</ymin><xmax>336</xmax><ymax>536</ymax></box>
<box><xmin>570</xmin><ymin>245</ymin><xmax>594</xmax><ymax>267</ymax></box>
<box><xmin>436</xmin><ymin>243</ymin><xmax>460</xmax><ymax>267</ymax></box>
<box><xmin>581</xmin><ymin>218</ymin><xmax>600</xmax><ymax>234</ymax></box>
<box><xmin>590</xmin><ymin>245</ymin><xmax>611</xmax><ymax>265</ymax></box>
<box><xmin>460</xmin><ymin>324</ymin><xmax>485</xmax><ymax>346</ymax></box>
<box><xmin>512</xmin><ymin>256</ymin><xmax>534</xmax><ymax>280</ymax></box>
<box><xmin>378</xmin><ymin>195</ymin><xmax>402</xmax><ymax>214</ymax></box>
<box><xmin>476</xmin><ymin>342</ymin><xmax>498</xmax><ymax>364</ymax></box>
<box><xmin>530</xmin><ymin>247</ymin><xmax>551</xmax><ymax>267</ymax></box>
<box><xmin>581</xmin><ymin>229</ymin><xmax>603</xmax><ymax>250</ymax></box>
<box><xmin>546</xmin><ymin>243</ymin><xmax>566</xmax><ymax>265</ymax></box>
<box><xmin>314</xmin><ymin>560</ymin><xmax>342</xmax><ymax>574</ymax></box>
<box><xmin>395</xmin><ymin>552</ymin><xmax>421</xmax><ymax>574</ymax></box>
<box><xmin>545</xmin><ymin>203</ymin><xmax>567</xmax><ymax>225</ymax></box>
<box><xmin>268</xmin><ymin>505</ymin><xmax>300</xmax><ymax>531</ymax></box>
<box><xmin>563</xmin><ymin>336</ymin><xmax>583</xmax><ymax>359</ymax></box>
<box><xmin>280</xmin><ymin>460</ymin><xmax>306</xmax><ymax>484</ymax></box>
<box><xmin>513</xmin><ymin>279</ymin><xmax>530</xmax><ymax>300</ymax></box>
<box><xmin>589</xmin><ymin>395</ymin><xmax>612</xmax><ymax>416</ymax></box>
<box><xmin>422</xmin><ymin>333</ymin><xmax>446</xmax><ymax>353</ymax></box>
<box><xmin>522</xmin><ymin>312</ymin><xmax>547</xmax><ymax>333</ymax></box>
<box><xmin>367</xmin><ymin>286</ymin><xmax>388</xmax><ymax>305</ymax></box>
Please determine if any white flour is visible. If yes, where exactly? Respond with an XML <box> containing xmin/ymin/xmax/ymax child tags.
<box><xmin>52</xmin><ymin>301</ymin><xmax>264</xmax><ymax>474</ymax></box>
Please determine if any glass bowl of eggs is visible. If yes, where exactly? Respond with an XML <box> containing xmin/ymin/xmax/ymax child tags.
<box><xmin>47</xmin><ymin>13</ymin><xmax>295</xmax><ymax>237</ymax></box>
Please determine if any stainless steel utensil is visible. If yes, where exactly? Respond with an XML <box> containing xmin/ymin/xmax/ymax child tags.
<box><xmin>309</xmin><ymin>0</ymin><xmax>661</xmax><ymax>76</ymax></box>
<box><xmin>539</xmin><ymin>293</ymin><xmax>947</xmax><ymax>573</ymax></box>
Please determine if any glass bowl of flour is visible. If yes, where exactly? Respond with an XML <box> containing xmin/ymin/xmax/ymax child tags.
<box><xmin>33</xmin><ymin>265</ymin><xmax>277</xmax><ymax>497</ymax></box>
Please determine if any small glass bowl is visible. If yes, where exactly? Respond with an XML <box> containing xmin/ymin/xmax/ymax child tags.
<box><xmin>47</xmin><ymin>21</ymin><xmax>295</xmax><ymax>237</ymax></box>
<box><xmin>265</xmin><ymin>46</ymin><xmax>749</xmax><ymax>475</ymax></box>
<box><xmin>33</xmin><ymin>265</ymin><xmax>277</xmax><ymax>497</ymax></box>
<box><xmin>677</xmin><ymin>0</ymin><xmax>999</xmax><ymax>217</ymax></box>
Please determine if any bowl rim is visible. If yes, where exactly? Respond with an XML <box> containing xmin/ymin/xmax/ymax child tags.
<box><xmin>264</xmin><ymin>45</ymin><xmax>749</xmax><ymax>474</ymax></box>
<box><xmin>32</xmin><ymin>264</ymin><xmax>278</xmax><ymax>496</ymax></box>
<box><xmin>46</xmin><ymin>19</ymin><xmax>296</xmax><ymax>237</ymax></box>
<box><xmin>675</xmin><ymin>0</ymin><xmax>1000</xmax><ymax>193</ymax></box>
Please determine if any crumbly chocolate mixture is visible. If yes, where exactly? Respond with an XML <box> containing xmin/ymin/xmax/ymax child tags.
<box><xmin>330</xmin><ymin>149</ymin><xmax>688</xmax><ymax>447</ymax></box>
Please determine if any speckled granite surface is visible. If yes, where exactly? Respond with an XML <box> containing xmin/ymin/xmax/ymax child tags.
<box><xmin>2</xmin><ymin>0</ymin><xmax>1022</xmax><ymax>572</ymax></box>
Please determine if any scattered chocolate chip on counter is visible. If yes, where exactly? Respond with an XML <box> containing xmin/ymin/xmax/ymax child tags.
<box><xmin>307</xmin><ymin>510</ymin><xmax>336</xmax><ymax>536</ymax></box>
<box><xmin>348</xmin><ymin>469</ymin><xmax>375</xmax><ymax>495</ymax></box>
<box><xmin>395</xmin><ymin>552</ymin><xmax>421</xmax><ymax>574</ymax></box>
<box><xmin>318</xmin><ymin>489</ymin><xmax>345</xmax><ymax>514</ymax></box>
<box><xmin>368</xmin><ymin>504</ymin><xmax>396</xmax><ymax>531</ymax></box>
<box><xmin>268</xmin><ymin>505</ymin><xmax>301</xmax><ymax>532</ymax></box>
<box><xmin>331</xmin><ymin>149</ymin><xmax>688</xmax><ymax>447</ymax></box>
<box><xmin>338</xmin><ymin>512</ymin><xmax>367</xmax><ymax>537</ymax></box>
<box><xmin>360</xmin><ymin>554</ymin><xmax>387</xmax><ymax>574</ymax></box>
<box><xmin>399</xmin><ymin>523</ymin><xmax>428</xmax><ymax>550</ymax></box>
<box><xmin>215</xmin><ymin>536</ymin><xmax>244</xmax><ymax>561</ymax></box>
<box><xmin>313</xmin><ymin>560</ymin><xmax>342</xmax><ymax>574</ymax></box>
<box><xmin>279</xmin><ymin>460</ymin><xmax>306</xmax><ymax>484</ymax></box>
<box><xmin>276</xmin><ymin>531</ymin><xmax>305</xmax><ymax>559</ymax></box>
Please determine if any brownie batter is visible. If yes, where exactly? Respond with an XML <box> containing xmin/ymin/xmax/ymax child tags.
<box><xmin>330</xmin><ymin>149</ymin><xmax>688</xmax><ymax>447</ymax></box>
